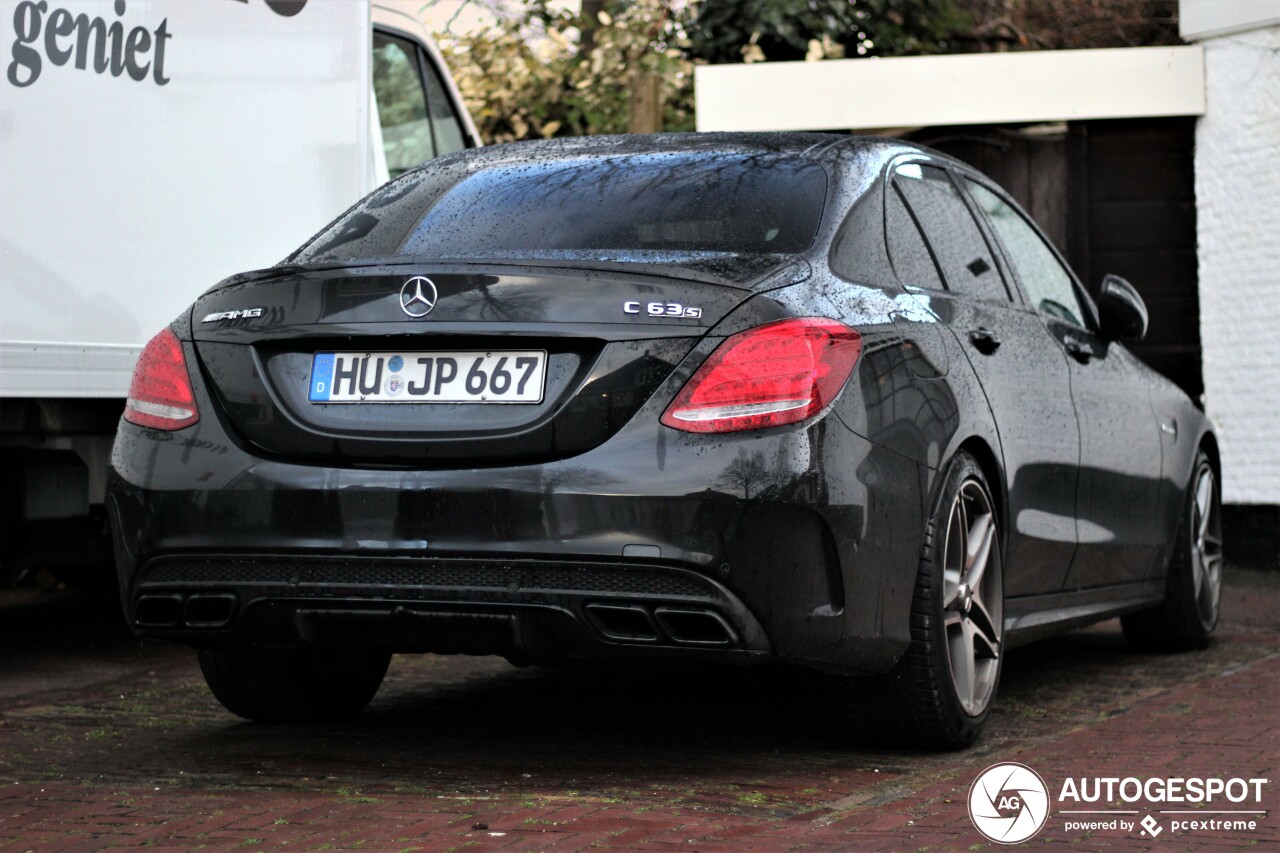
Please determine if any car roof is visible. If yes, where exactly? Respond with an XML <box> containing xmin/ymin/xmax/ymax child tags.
<box><xmin>418</xmin><ymin>132</ymin><xmax>921</xmax><ymax>172</ymax></box>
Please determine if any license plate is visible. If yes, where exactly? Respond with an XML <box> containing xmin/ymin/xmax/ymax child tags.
<box><xmin>308</xmin><ymin>350</ymin><xmax>546</xmax><ymax>404</ymax></box>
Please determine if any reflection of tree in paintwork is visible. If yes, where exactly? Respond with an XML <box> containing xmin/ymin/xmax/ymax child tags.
<box><xmin>537</xmin><ymin>466</ymin><xmax>618</xmax><ymax>540</ymax></box>
<box><xmin>718</xmin><ymin>449</ymin><xmax>771</xmax><ymax>500</ymax></box>
<box><xmin>463</xmin><ymin>281</ymin><xmax>550</xmax><ymax>322</ymax></box>
<box><xmin>859</xmin><ymin>339</ymin><xmax>959</xmax><ymax>465</ymax></box>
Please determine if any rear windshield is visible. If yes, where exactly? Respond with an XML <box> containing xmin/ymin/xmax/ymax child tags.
<box><xmin>289</xmin><ymin>152</ymin><xmax>828</xmax><ymax>263</ymax></box>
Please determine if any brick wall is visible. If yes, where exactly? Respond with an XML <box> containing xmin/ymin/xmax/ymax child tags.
<box><xmin>1196</xmin><ymin>24</ymin><xmax>1280</xmax><ymax>504</ymax></box>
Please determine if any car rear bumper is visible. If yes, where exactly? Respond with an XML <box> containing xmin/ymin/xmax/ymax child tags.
<box><xmin>107</xmin><ymin>403</ymin><xmax>926</xmax><ymax>675</ymax></box>
<box><xmin>125</xmin><ymin>553</ymin><xmax>772</xmax><ymax>662</ymax></box>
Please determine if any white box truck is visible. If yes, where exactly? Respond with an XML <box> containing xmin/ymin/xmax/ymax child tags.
<box><xmin>0</xmin><ymin>0</ymin><xmax>479</xmax><ymax>587</ymax></box>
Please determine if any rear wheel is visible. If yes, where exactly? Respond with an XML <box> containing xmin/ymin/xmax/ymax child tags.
<box><xmin>1122</xmin><ymin>450</ymin><xmax>1222</xmax><ymax>652</ymax></box>
<box><xmin>839</xmin><ymin>452</ymin><xmax>1004</xmax><ymax>749</ymax></box>
<box><xmin>197</xmin><ymin>647</ymin><xmax>390</xmax><ymax>723</ymax></box>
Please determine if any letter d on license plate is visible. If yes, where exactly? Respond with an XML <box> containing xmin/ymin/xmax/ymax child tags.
<box><xmin>308</xmin><ymin>350</ymin><xmax>546</xmax><ymax>404</ymax></box>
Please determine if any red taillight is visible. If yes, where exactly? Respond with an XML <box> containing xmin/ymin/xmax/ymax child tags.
<box><xmin>661</xmin><ymin>318</ymin><xmax>863</xmax><ymax>434</ymax></box>
<box><xmin>124</xmin><ymin>328</ymin><xmax>200</xmax><ymax>431</ymax></box>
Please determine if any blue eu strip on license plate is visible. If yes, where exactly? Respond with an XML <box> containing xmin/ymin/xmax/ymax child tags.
<box><xmin>309</xmin><ymin>353</ymin><xmax>336</xmax><ymax>401</ymax></box>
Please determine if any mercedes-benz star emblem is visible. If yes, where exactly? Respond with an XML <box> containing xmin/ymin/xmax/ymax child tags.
<box><xmin>399</xmin><ymin>276</ymin><xmax>438</xmax><ymax>318</ymax></box>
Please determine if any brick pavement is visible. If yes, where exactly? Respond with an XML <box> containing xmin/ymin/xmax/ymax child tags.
<box><xmin>0</xmin><ymin>574</ymin><xmax>1275</xmax><ymax>852</ymax></box>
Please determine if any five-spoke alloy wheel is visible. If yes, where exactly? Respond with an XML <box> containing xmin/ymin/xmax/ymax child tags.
<box><xmin>1188</xmin><ymin>462</ymin><xmax>1224</xmax><ymax>631</ymax></box>
<box><xmin>839</xmin><ymin>452</ymin><xmax>1005</xmax><ymax>749</ymax></box>
<box><xmin>1123</xmin><ymin>449</ymin><xmax>1222</xmax><ymax>652</ymax></box>
<box><xmin>942</xmin><ymin>479</ymin><xmax>1004</xmax><ymax>718</ymax></box>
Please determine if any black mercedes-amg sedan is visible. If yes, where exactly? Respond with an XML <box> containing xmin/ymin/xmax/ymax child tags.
<box><xmin>108</xmin><ymin>133</ymin><xmax>1222</xmax><ymax>748</ymax></box>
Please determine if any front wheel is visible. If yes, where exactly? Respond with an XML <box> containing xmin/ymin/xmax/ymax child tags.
<box><xmin>198</xmin><ymin>647</ymin><xmax>391</xmax><ymax>723</ymax></box>
<box><xmin>1122</xmin><ymin>450</ymin><xmax>1222</xmax><ymax>652</ymax></box>
<box><xmin>838</xmin><ymin>452</ymin><xmax>1004</xmax><ymax>749</ymax></box>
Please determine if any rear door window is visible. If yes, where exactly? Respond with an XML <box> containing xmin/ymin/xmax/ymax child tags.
<box><xmin>886</xmin><ymin>183</ymin><xmax>945</xmax><ymax>291</ymax></box>
<box><xmin>965</xmin><ymin>180</ymin><xmax>1090</xmax><ymax>328</ymax></box>
<box><xmin>894</xmin><ymin>164</ymin><xmax>1009</xmax><ymax>302</ymax></box>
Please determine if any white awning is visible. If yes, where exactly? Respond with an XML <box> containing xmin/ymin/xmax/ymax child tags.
<box><xmin>694</xmin><ymin>46</ymin><xmax>1206</xmax><ymax>133</ymax></box>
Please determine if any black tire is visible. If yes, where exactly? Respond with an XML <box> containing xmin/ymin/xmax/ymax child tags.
<box><xmin>1122</xmin><ymin>449</ymin><xmax>1222</xmax><ymax>652</ymax></box>
<box><xmin>838</xmin><ymin>452</ymin><xmax>1004</xmax><ymax>750</ymax></box>
<box><xmin>197</xmin><ymin>647</ymin><xmax>391</xmax><ymax>723</ymax></box>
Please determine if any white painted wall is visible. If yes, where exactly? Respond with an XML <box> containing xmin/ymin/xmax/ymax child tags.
<box><xmin>1194</xmin><ymin>23</ymin><xmax>1280</xmax><ymax>503</ymax></box>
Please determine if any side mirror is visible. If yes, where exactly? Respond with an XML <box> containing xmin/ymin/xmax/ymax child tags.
<box><xmin>1098</xmin><ymin>274</ymin><xmax>1148</xmax><ymax>342</ymax></box>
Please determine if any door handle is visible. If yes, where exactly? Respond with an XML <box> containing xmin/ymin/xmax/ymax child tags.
<box><xmin>1064</xmin><ymin>335</ymin><xmax>1094</xmax><ymax>363</ymax></box>
<box><xmin>968</xmin><ymin>327</ymin><xmax>1001</xmax><ymax>354</ymax></box>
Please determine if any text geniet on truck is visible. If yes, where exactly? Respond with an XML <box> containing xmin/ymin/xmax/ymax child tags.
<box><xmin>0</xmin><ymin>0</ymin><xmax>478</xmax><ymax>586</ymax></box>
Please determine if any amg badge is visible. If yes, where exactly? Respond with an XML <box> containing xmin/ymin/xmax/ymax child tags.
<box><xmin>201</xmin><ymin>308</ymin><xmax>264</xmax><ymax>323</ymax></box>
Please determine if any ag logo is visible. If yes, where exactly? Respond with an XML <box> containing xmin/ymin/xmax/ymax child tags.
<box><xmin>969</xmin><ymin>762</ymin><xmax>1050</xmax><ymax>844</ymax></box>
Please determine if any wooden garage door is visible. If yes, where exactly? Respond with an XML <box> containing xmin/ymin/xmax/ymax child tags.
<box><xmin>910</xmin><ymin>117</ymin><xmax>1201</xmax><ymax>401</ymax></box>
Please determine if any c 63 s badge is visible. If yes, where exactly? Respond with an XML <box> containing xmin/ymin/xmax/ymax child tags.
<box><xmin>201</xmin><ymin>308</ymin><xmax>264</xmax><ymax>323</ymax></box>
<box><xmin>624</xmin><ymin>300</ymin><xmax>702</xmax><ymax>318</ymax></box>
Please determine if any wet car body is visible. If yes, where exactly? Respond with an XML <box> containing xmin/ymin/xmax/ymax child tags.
<box><xmin>108</xmin><ymin>133</ymin><xmax>1219</xmax><ymax>744</ymax></box>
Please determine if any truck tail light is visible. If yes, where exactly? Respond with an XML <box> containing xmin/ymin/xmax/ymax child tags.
<box><xmin>124</xmin><ymin>328</ymin><xmax>200</xmax><ymax>431</ymax></box>
<box><xmin>661</xmin><ymin>318</ymin><xmax>862</xmax><ymax>434</ymax></box>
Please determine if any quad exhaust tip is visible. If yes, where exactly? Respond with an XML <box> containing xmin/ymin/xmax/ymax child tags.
<box><xmin>134</xmin><ymin>592</ymin><xmax>237</xmax><ymax>629</ymax></box>
<box><xmin>584</xmin><ymin>604</ymin><xmax>659</xmax><ymax>642</ymax></box>
<box><xmin>134</xmin><ymin>593</ymin><xmax>184</xmax><ymax>628</ymax></box>
<box><xmin>653</xmin><ymin>607</ymin><xmax>736</xmax><ymax>645</ymax></box>
<box><xmin>585</xmin><ymin>603</ymin><xmax>736</xmax><ymax>646</ymax></box>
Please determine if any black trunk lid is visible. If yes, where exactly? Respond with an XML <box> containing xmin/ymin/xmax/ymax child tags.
<box><xmin>189</xmin><ymin>257</ymin><xmax>805</xmax><ymax>466</ymax></box>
